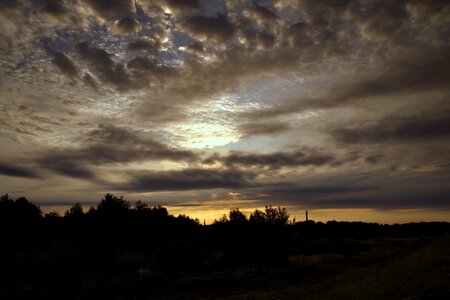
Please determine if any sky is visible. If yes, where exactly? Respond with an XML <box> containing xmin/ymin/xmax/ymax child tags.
<box><xmin>0</xmin><ymin>0</ymin><xmax>449</xmax><ymax>223</ymax></box>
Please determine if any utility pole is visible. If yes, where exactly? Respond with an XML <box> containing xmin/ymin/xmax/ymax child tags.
<box><xmin>306</xmin><ymin>210</ymin><xmax>308</xmax><ymax>222</ymax></box>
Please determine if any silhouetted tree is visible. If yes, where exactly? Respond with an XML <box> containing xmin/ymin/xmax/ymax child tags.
<box><xmin>0</xmin><ymin>193</ymin><xmax>14</xmax><ymax>214</ymax></box>
<box><xmin>177</xmin><ymin>214</ymin><xmax>201</xmax><ymax>225</ymax></box>
<box><xmin>44</xmin><ymin>211</ymin><xmax>61</xmax><ymax>225</ymax></box>
<box><xmin>249</xmin><ymin>206</ymin><xmax>289</xmax><ymax>225</ymax></box>
<box><xmin>249</xmin><ymin>209</ymin><xmax>266</xmax><ymax>224</ymax></box>
<box><xmin>0</xmin><ymin>193</ymin><xmax>12</xmax><ymax>202</ymax></box>
<box><xmin>87</xmin><ymin>206</ymin><xmax>96</xmax><ymax>216</ymax></box>
<box><xmin>265</xmin><ymin>205</ymin><xmax>289</xmax><ymax>225</ymax></box>
<box><xmin>229</xmin><ymin>207</ymin><xmax>247</xmax><ymax>224</ymax></box>
<box><xmin>0</xmin><ymin>195</ymin><xmax>42</xmax><ymax>241</ymax></box>
<box><xmin>65</xmin><ymin>203</ymin><xmax>84</xmax><ymax>218</ymax></box>
<box><xmin>150</xmin><ymin>205</ymin><xmax>169</xmax><ymax>218</ymax></box>
<box><xmin>97</xmin><ymin>193</ymin><xmax>130</xmax><ymax>216</ymax></box>
<box><xmin>45</xmin><ymin>211</ymin><xmax>60</xmax><ymax>218</ymax></box>
<box><xmin>13</xmin><ymin>196</ymin><xmax>42</xmax><ymax>224</ymax></box>
<box><xmin>214</xmin><ymin>213</ymin><xmax>229</xmax><ymax>224</ymax></box>
<box><xmin>134</xmin><ymin>200</ymin><xmax>147</xmax><ymax>211</ymax></box>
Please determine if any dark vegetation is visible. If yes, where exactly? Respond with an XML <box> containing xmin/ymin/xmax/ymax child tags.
<box><xmin>1</xmin><ymin>193</ymin><xmax>450</xmax><ymax>299</ymax></box>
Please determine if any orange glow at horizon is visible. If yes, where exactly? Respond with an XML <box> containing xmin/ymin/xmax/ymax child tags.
<box><xmin>40</xmin><ymin>205</ymin><xmax>450</xmax><ymax>225</ymax></box>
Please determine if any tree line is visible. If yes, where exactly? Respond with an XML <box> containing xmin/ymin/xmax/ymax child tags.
<box><xmin>1</xmin><ymin>192</ymin><xmax>449</xmax><ymax>299</ymax></box>
<box><xmin>0</xmin><ymin>193</ymin><xmax>293</xmax><ymax>226</ymax></box>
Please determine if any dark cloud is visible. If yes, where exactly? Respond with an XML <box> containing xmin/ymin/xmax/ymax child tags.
<box><xmin>115</xmin><ymin>17</ymin><xmax>142</xmax><ymax>34</ymax></box>
<box><xmin>313</xmin><ymin>193</ymin><xmax>450</xmax><ymax>210</ymax></box>
<box><xmin>0</xmin><ymin>1</ymin><xmax>23</xmax><ymax>13</ymax></box>
<box><xmin>212</xmin><ymin>179</ymin><xmax>381</xmax><ymax>208</ymax></box>
<box><xmin>35</xmin><ymin>124</ymin><xmax>198</xmax><ymax>179</ymax></box>
<box><xmin>127</xmin><ymin>57</ymin><xmax>156</xmax><ymax>72</ymax></box>
<box><xmin>365</xmin><ymin>154</ymin><xmax>385</xmax><ymax>164</ymax></box>
<box><xmin>238</xmin><ymin>121</ymin><xmax>291</xmax><ymax>137</ymax></box>
<box><xmin>285</xmin><ymin>22</ymin><xmax>315</xmax><ymax>48</ymax></box>
<box><xmin>86</xmin><ymin>124</ymin><xmax>152</xmax><ymax>145</ymax></box>
<box><xmin>46</xmin><ymin>49</ymin><xmax>78</xmax><ymax>77</ymax></box>
<box><xmin>261</xmin><ymin>183</ymin><xmax>376</xmax><ymax>198</ymax></box>
<box><xmin>34</xmin><ymin>155</ymin><xmax>96</xmax><ymax>179</ymax></box>
<box><xmin>243</xmin><ymin>50</ymin><xmax>450</xmax><ymax>122</ymax></box>
<box><xmin>332</xmin><ymin>111</ymin><xmax>450</xmax><ymax>144</ymax></box>
<box><xmin>102</xmin><ymin>64</ymin><xmax>133</xmax><ymax>90</ymax></box>
<box><xmin>346</xmin><ymin>0</ymin><xmax>409</xmax><ymax>41</ymax></box>
<box><xmin>76</xmin><ymin>42</ymin><xmax>114</xmax><ymax>69</ymax></box>
<box><xmin>247</xmin><ymin>5</ymin><xmax>278</xmax><ymax>20</ymax></box>
<box><xmin>298</xmin><ymin>179</ymin><xmax>450</xmax><ymax>209</ymax></box>
<box><xmin>182</xmin><ymin>42</ymin><xmax>204</xmax><ymax>54</ymax></box>
<box><xmin>360</xmin><ymin>51</ymin><xmax>450</xmax><ymax>93</ymax></box>
<box><xmin>240</xmin><ymin>28</ymin><xmax>276</xmax><ymax>50</ymax></box>
<box><xmin>76</xmin><ymin>42</ymin><xmax>133</xmax><ymax>90</ymax></box>
<box><xmin>74</xmin><ymin>41</ymin><xmax>172</xmax><ymax>90</ymax></box>
<box><xmin>127</xmin><ymin>38</ymin><xmax>162</xmax><ymax>54</ymax></box>
<box><xmin>204</xmin><ymin>150</ymin><xmax>336</xmax><ymax>169</ymax></box>
<box><xmin>81</xmin><ymin>0</ymin><xmax>135</xmax><ymax>20</ymax></box>
<box><xmin>140</xmin><ymin>0</ymin><xmax>200</xmax><ymax>13</ymax></box>
<box><xmin>117</xmin><ymin>168</ymin><xmax>256</xmax><ymax>192</ymax></box>
<box><xmin>84</xmin><ymin>124</ymin><xmax>198</xmax><ymax>162</ymax></box>
<box><xmin>83</xmin><ymin>73</ymin><xmax>98</xmax><ymax>90</ymax></box>
<box><xmin>39</xmin><ymin>0</ymin><xmax>70</xmax><ymax>21</ymax></box>
<box><xmin>185</xmin><ymin>13</ymin><xmax>235</xmax><ymax>41</ymax></box>
<box><xmin>288</xmin><ymin>0</ymin><xmax>410</xmax><ymax>42</ymax></box>
<box><xmin>165</xmin><ymin>0</ymin><xmax>200</xmax><ymax>10</ymax></box>
<box><xmin>0</xmin><ymin>162</ymin><xmax>41</xmax><ymax>179</ymax></box>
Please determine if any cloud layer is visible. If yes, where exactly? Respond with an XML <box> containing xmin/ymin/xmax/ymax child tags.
<box><xmin>1</xmin><ymin>0</ymin><xmax>449</xmax><ymax>217</ymax></box>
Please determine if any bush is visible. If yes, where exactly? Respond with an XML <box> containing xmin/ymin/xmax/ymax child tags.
<box><xmin>249</xmin><ymin>206</ymin><xmax>290</xmax><ymax>225</ymax></box>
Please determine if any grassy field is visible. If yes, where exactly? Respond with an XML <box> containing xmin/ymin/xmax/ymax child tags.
<box><xmin>311</xmin><ymin>235</ymin><xmax>450</xmax><ymax>300</ymax></box>
<box><xmin>2</xmin><ymin>235</ymin><xmax>449</xmax><ymax>299</ymax></box>
<box><xmin>145</xmin><ymin>236</ymin><xmax>450</xmax><ymax>299</ymax></box>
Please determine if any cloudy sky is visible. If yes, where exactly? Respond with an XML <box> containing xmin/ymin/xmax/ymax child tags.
<box><xmin>0</xmin><ymin>0</ymin><xmax>449</xmax><ymax>223</ymax></box>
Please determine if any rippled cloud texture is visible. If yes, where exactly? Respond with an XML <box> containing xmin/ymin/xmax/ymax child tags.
<box><xmin>1</xmin><ymin>0</ymin><xmax>449</xmax><ymax>221</ymax></box>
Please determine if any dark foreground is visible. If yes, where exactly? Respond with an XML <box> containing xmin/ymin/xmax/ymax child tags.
<box><xmin>1</xmin><ymin>194</ymin><xmax>449</xmax><ymax>299</ymax></box>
